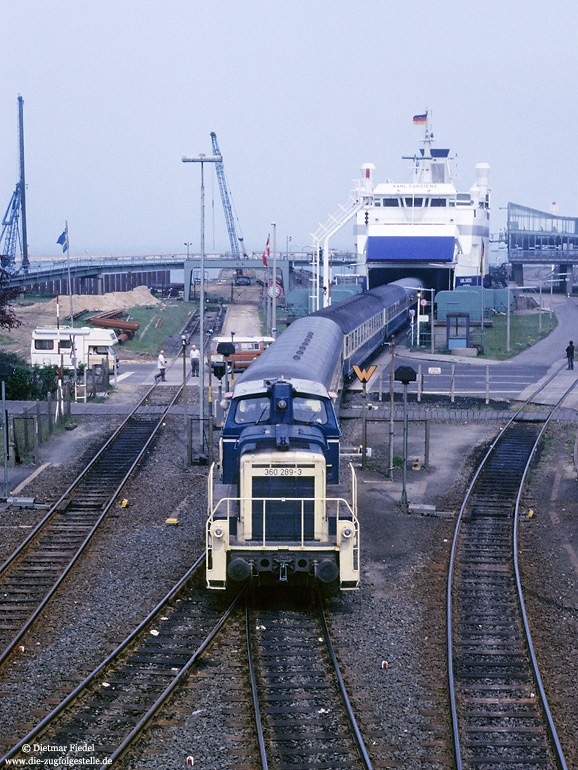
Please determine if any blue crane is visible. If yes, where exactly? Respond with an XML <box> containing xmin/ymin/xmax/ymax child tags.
<box><xmin>0</xmin><ymin>95</ymin><xmax>29</xmax><ymax>274</ymax></box>
<box><xmin>210</xmin><ymin>132</ymin><xmax>245</xmax><ymax>258</ymax></box>
<box><xmin>0</xmin><ymin>185</ymin><xmax>22</xmax><ymax>272</ymax></box>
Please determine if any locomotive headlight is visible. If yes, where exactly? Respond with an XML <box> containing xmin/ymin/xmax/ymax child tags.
<box><xmin>342</xmin><ymin>527</ymin><xmax>353</xmax><ymax>538</ymax></box>
<box><xmin>277</xmin><ymin>399</ymin><xmax>288</xmax><ymax>410</ymax></box>
<box><xmin>213</xmin><ymin>526</ymin><xmax>224</xmax><ymax>538</ymax></box>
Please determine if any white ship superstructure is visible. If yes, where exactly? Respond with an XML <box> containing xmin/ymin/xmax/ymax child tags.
<box><xmin>353</xmin><ymin>115</ymin><xmax>490</xmax><ymax>291</ymax></box>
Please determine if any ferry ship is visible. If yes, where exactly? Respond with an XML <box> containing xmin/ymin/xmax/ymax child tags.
<box><xmin>353</xmin><ymin>113</ymin><xmax>490</xmax><ymax>292</ymax></box>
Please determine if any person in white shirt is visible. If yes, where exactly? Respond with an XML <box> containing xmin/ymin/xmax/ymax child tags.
<box><xmin>190</xmin><ymin>344</ymin><xmax>200</xmax><ymax>376</ymax></box>
<box><xmin>156</xmin><ymin>349</ymin><xmax>166</xmax><ymax>382</ymax></box>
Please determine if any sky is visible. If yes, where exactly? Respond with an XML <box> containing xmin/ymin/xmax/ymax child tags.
<box><xmin>1</xmin><ymin>0</ymin><xmax>577</xmax><ymax>258</ymax></box>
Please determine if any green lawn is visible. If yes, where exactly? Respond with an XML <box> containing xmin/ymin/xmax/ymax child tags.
<box><xmin>118</xmin><ymin>301</ymin><xmax>198</xmax><ymax>354</ymax></box>
<box><xmin>478</xmin><ymin>312</ymin><xmax>557</xmax><ymax>359</ymax></box>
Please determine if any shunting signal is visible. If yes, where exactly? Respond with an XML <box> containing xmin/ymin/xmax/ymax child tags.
<box><xmin>353</xmin><ymin>364</ymin><xmax>377</xmax><ymax>383</ymax></box>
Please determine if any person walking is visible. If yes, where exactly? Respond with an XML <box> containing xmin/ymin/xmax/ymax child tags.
<box><xmin>190</xmin><ymin>344</ymin><xmax>200</xmax><ymax>376</ymax></box>
<box><xmin>156</xmin><ymin>349</ymin><xmax>167</xmax><ymax>382</ymax></box>
<box><xmin>566</xmin><ymin>340</ymin><xmax>575</xmax><ymax>370</ymax></box>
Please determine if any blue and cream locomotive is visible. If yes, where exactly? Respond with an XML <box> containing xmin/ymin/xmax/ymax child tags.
<box><xmin>206</xmin><ymin>281</ymin><xmax>418</xmax><ymax>589</ymax></box>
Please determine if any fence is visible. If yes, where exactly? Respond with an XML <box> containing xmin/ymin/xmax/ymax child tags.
<box><xmin>3</xmin><ymin>387</ymin><xmax>75</xmax><ymax>465</ymax></box>
<box><xmin>2</xmin><ymin>363</ymin><xmax>113</xmax><ymax>466</ymax></box>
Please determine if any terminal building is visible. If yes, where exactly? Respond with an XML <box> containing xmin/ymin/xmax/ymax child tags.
<box><xmin>507</xmin><ymin>203</ymin><xmax>578</xmax><ymax>292</ymax></box>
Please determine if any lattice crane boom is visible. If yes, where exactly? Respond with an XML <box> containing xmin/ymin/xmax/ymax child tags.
<box><xmin>210</xmin><ymin>132</ymin><xmax>244</xmax><ymax>258</ymax></box>
<box><xmin>0</xmin><ymin>95</ymin><xmax>28</xmax><ymax>274</ymax></box>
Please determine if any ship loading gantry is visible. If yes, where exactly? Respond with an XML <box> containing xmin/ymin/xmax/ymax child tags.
<box><xmin>1</xmin><ymin>95</ymin><xmax>29</xmax><ymax>274</ymax></box>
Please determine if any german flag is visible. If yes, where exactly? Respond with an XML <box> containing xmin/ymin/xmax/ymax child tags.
<box><xmin>412</xmin><ymin>113</ymin><xmax>427</xmax><ymax>125</ymax></box>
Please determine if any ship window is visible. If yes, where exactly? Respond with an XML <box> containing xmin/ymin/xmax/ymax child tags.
<box><xmin>234</xmin><ymin>396</ymin><xmax>270</xmax><ymax>425</ymax></box>
<box><xmin>430</xmin><ymin>198</ymin><xmax>447</xmax><ymax>207</ymax></box>
<box><xmin>382</xmin><ymin>198</ymin><xmax>399</xmax><ymax>207</ymax></box>
<box><xmin>431</xmin><ymin>163</ymin><xmax>446</xmax><ymax>183</ymax></box>
<box><xmin>374</xmin><ymin>199</ymin><xmax>381</xmax><ymax>207</ymax></box>
<box><xmin>405</xmin><ymin>198</ymin><xmax>423</xmax><ymax>207</ymax></box>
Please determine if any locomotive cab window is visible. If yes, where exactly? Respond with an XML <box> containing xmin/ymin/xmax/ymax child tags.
<box><xmin>293</xmin><ymin>397</ymin><xmax>327</xmax><ymax>425</ymax></box>
<box><xmin>234</xmin><ymin>396</ymin><xmax>270</xmax><ymax>425</ymax></box>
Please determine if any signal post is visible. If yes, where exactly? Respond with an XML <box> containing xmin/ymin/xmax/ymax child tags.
<box><xmin>353</xmin><ymin>364</ymin><xmax>377</xmax><ymax>469</ymax></box>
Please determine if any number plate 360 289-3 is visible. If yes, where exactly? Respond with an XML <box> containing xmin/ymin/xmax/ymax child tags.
<box><xmin>264</xmin><ymin>467</ymin><xmax>303</xmax><ymax>476</ymax></box>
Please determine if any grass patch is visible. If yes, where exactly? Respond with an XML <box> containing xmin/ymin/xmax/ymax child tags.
<box><xmin>478</xmin><ymin>312</ymin><xmax>557</xmax><ymax>359</ymax></box>
<box><xmin>0</xmin><ymin>333</ymin><xmax>13</xmax><ymax>345</ymax></box>
<box><xmin>118</xmin><ymin>301</ymin><xmax>198</xmax><ymax>354</ymax></box>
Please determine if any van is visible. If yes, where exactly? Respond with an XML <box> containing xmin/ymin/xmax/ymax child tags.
<box><xmin>210</xmin><ymin>336</ymin><xmax>274</xmax><ymax>371</ymax></box>
<box><xmin>31</xmin><ymin>327</ymin><xmax>118</xmax><ymax>373</ymax></box>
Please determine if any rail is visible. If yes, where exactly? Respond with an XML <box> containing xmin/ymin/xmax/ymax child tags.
<box><xmin>0</xmin><ymin>379</ymin><xmax>185</xmax><ymax>669</ymax></box>
<box><xmin>446</xmin><ymin>362</ymin><xmax>574</xmax><ymax>769</ymax></box>
<box><xmin>244</xmin><ymin>591</ymin><xmax>374</xmax><ymax>769</ymax></box>
<box><xmin>0</xmin><ymin>557</ymin><xmax>246</xmax><ymax>768</ymax></box>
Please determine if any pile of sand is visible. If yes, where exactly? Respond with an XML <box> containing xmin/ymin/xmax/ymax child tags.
<box><xmin>41</xmin><ymin>285</ymin><xmax>161</xmax><ymax>315</ymax></box>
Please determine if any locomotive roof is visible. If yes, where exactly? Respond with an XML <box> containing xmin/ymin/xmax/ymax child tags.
<box><xmin>232</xmin><ymin>377</ymin><xmax>329</xmax><ymax>400</ymax></box>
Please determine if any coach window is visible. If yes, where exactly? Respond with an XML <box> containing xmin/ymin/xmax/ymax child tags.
<box><xmin>293</xmin><ymin>397</ymin><xmax>327</xmax><ymax>425</ymax></box>
<box><xmin>234</xmin><ymin>396</ymin><xmax>270</xmax><ymax>425</ymax></box>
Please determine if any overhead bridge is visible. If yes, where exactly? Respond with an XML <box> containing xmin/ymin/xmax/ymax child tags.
<box><xmin>6</xmin><ymin>252</ymin><xmax>357</xmax><ymax>299</ymax></box>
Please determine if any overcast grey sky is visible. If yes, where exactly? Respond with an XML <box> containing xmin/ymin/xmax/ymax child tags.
<box><xmin>1</xmin><ymin>0</ymin><xmax>577</xmax><ymax>257</ymax></box>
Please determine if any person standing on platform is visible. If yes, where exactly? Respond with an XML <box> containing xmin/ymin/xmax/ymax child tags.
<box><xmin>566</xmin><ymin>340</ymin><xmax>575</xmax><ymax>370</ymax></box>
<box><xmin>156</xmin><ymin>349</ymin><xmax>167</xmax><ymax>382</ymax></box>
<box><xmin>190</xmin><ymin>344</ymin><xmax>200</xmax><ymax>376</ymax></box>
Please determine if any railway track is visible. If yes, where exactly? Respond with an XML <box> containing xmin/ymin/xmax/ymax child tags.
<box><xmin>246</xmin><ymin>591</ymin><xmax>373</xmax><ymax>770</ymax></box>
<box><xmin>447</xmin><ymin>368</ymin><xmax>575</xmax><ymax>769</ymax></box>
<box><xmin>1</xmin><ymin>581</ymin><xmax>377</xmax><ymax>768</ymax></box>
<box><xmin>0</xmin><ymin>381</ymin><xmax>185</xmax><ymax>670</ymax></box>
<box><xmin>0</xmin><ymin>557</ymin><xmax>241</xmax><ymax>768</ymax></box>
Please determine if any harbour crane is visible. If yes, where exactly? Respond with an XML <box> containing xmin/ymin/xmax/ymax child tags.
<box><xmin>210</xmin><ymin>132</ymin><xmax>245</xmax><ymax>258</ymax></box>
<box><xmin>0</xmin><ymin>95</ymin><xmax>29</xmax><ymax>274</ymax></box>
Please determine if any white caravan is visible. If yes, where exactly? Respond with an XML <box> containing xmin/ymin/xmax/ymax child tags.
<box><xmin>31</xmin><ymin>327</ymin><xmax>118</xmax><ymax>372</ymax></box>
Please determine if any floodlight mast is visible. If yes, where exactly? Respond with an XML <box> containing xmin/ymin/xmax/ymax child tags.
<box><xmin>182</xmin><ymin>153</ymin><xmax>222</xmax><ymax>457</ymax></box>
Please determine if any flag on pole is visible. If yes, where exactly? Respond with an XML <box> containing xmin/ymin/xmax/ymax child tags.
<box><xmin>412</xmin><ymin>113</ymin><xmax>427</xmax><ymax>125</ymax></box>
<box><xmin>262</xmin><ymin>235</ymin><xmax>270</xmax><ymax>267</ymax></box>
<box><xmin>57</xmin><ymin>225</ymin><xmax>69</xmax><ymax>252</ymax></box>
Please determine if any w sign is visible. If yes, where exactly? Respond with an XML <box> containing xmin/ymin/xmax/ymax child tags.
<box><xmin>352</xmin><ymin>365</ymin><xmax>376</xmax><ymax>383</ymax></box>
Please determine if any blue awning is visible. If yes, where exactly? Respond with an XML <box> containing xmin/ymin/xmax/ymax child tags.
<box><xmin>366</xmin><ymin>235</ymin><xmax>456</xmax><ymax>262</ymax></box>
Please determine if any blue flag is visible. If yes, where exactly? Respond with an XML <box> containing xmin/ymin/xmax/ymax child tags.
<box><xmin>57</xmin><ymin>227</ymin><xmax>69</xmax><ymax>252</ymax></box>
